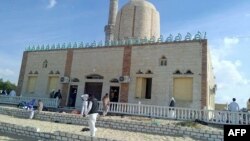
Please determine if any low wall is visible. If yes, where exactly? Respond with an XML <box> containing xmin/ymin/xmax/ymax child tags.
<box><xmin>0</xmin><ymin>106</ymin><xmax>224</xmax><ymax>141</ymax></box>
<box><xmin>0</xmin><ymin>122</ymin><xmax>116</xmax><ymax>141</ymax></box>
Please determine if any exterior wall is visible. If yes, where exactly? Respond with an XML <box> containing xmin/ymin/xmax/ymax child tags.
<box><xmin>201</xmin><ymin>41</ymin><xmax>208</xmax><ymax>109</ymax></box>
<box><xmin>207</xmin><ymin>48</ymin><xmax>216</xmax><ymax>110</ymax></box>
<box><xmin>70</xmin><ymin>47</ymin><xmax>124</xmax><ymax>108</ymax></box>
<box><xmin>61</xmin><ymin>49</ymin><xmax>74</xmax><ymax>106</ymax></box>
<box><xmin>120</xmin><ymin>46</ymin><xmax>132</xmax><ymax>102</ymax></box>
<box><xmin>215</xmin><ymin>103</ymin><xmax>228</xmax><ymax>111</ymax></box>
<box><xmin>128</xmin><ymin>42</ymin><xmax>203</xmax><ymax>109</ymax></box>
<box><xmin>18</xmin><ymin>41</ymin><xmax>214</xmax><ymax>109</ymax></box>
<box><xmin>17</xmin><ymin>52</ymin><xmax>28</xmax><ymax>96</ymax></box>
<box><xmin>21</xmin><ymin>50</ymin><xmax>68</xmax><ymax>98</ymax></box>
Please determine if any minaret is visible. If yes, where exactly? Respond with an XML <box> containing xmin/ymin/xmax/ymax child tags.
<box><xmin>105</xmin><ymin>0</ymin><xmax>118</xmax><ymax>41</ymax></box>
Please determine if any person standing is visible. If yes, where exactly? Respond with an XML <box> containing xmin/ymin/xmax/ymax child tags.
<box><xmin>49</xmin><ymin>89</ymin><xmax>55</xmax><ymax>98</ymax></box>
<box><xmin>1</xmin><ymin>89</ymin><xmax>7</xmax><ymax>95</ymax></box>
<box><xmin>228</xmin><ymin>98</ymin><xmax>239</xmax><ymax>112</ymax></box>
<box><xmin>169</xmin><ymin>97</ymin><xmax>176</xmax><ymax>118</ymax></box>
<box><xmin>102</xmin><ymin>93</ymin><xmax>110</xmax><ymax>116</ymax></box>
<box><xmin>54</xmin><ymin>89</ymin><xmax>62</xmax><ymax>108</ymax></box>
<box><xmin>228</xmin><ymin>98</ymin><xmax>240</xmax><ymax>124</ymax></box>
<box><xmin>81</xmin><ymin>94</ymin><xmax>89</xmax><ymax>116</ymax></box>
<box><xmin>247</xmin><ymin>98</ymin><xmax>250</xmax><ymax>111</ymax></box>
<box><xmin>69</xmin><ymin>90</ymin><xmax>77</xmax><ymax>107</ymax></box>
<box><xmin>86</xmin><ymin>94</ymin><xmax>99</xmax><ymax>137</ymax></box>
<box><xmin>37</xmin><ymin>99</ymin><xmax>43</xmax><ymax>112</ymax></box>
<box><xmin>9</xmin><ymin>90</ymin><xmax>16</xmax><ymax>97</ymax></box>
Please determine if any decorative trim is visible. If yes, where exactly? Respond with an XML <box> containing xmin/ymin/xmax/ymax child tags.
<box><xmin>25</xmin><ymin>32</ymin><xmax>207</xmax><ymax>52</ymax></box>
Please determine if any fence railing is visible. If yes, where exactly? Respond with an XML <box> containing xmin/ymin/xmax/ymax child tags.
<box><xmin>1</xmin><ymin>95</ymin><xmax>249</xmax><ymax>125</ymax></box>
<box><xmin>97</xmin><ymin>101</ymin><xmax>250</xmax><ymax>125</ymax></box>
<box><xmin>0</xmin><ymin>95</ymin><xmax>58</xmax><ymax>108</ymax></box>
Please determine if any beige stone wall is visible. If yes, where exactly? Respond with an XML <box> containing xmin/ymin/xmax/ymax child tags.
<box><xmin>19</xmin><ymin>41</ymin><xmax>214</xmax><ymax>110</ymax></box>
<box><xmin>21</xmin><ymin>50</ymin><xmax>68</xmax><ymax>98</ymax></box>
<box><xmin>215</xmin><ymin>103</ymin><xmax>227</xmax><ymax>111</ymax></box>
<box><xmin>129</xmin><ymin>42</ymin><xmax>203</xmax><ymax>109</ymax></box>
<box><xmin>70</xmin><ymin>47</ymin><xmax>124</xmax><ymax>108</ymax></box>
<box><xmin>207</xmin><ymin>48</ymin><xmax>216</xmax><ymax>110</ymax></box>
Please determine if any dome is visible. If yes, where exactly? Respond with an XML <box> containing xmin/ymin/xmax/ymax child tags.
<box><xmin>124</xmin><ymin>0</ymin><xmax>157</xmax><ymax>11</ymax></box>
<box><xmin>113</xmin><ymin>0</ymin><xmax>160</xmax><ymax>41</ymax></box>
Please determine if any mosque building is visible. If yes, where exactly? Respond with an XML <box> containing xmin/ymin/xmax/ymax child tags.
<box><xmin>17</xmin><ymin>0</ymin><xmax>216</xmax><ymax>110</ymax></box>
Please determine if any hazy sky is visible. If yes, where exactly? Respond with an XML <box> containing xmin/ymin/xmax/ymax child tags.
<box><xmin>0</xmin><ymin>0</ymin><xmax>249</xmax><ymax>108</ymax></box>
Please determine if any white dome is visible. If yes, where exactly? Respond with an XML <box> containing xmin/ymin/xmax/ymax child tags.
<box><xmin>113</xmin><ymin>0</ymin><xmax>160</xmax><ymax>40</ymax></box>
<box><xmin>124</xmin><ymin>0</ymin><xmax>157</xmax><ymax>11</ymax></box>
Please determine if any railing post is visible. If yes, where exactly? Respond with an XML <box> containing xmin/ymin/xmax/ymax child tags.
<box><xmin>138</xmin><ymin>101</ymin><xmax>141</xmax><ymax>115</ymax></box>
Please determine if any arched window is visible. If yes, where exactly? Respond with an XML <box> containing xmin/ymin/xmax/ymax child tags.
<box><xmin>159</xmin><ymin>56</ymin><xmax>167</xmax><ymax>66</ymax></box>
<box><xmin>42</xmin><ymin>60</ymin><xmax>48</xmax><ymax>68</ymax></box>
<box><xmin>49</xmin><ymin>70</ymin><xmax>54</xmax><ymax>74</ymax></box>
<box><xmin>110</xmin><ymin>78</ymin><xmax>119</xmax><ymax>83</ymax></box>
<box><xmin>55</xmin><ymin>70</ymin><xmax>60</xmax><ymax>74</ymax></box>
<box><xmin>173</xmin><ymin>70</ymin><xmax>182</xmax><ymax>75</ymax></box>
<box><xmin>86</xmin><ymin>74</ymin><xmax>104</xmax><ymax>79</ymax></box>
<box><xmin>71</xmin><ymin>78</ymin><xmax>80</xmax><ymax>82</ymax></box>
<box><xmin>145</xmin><ymin>69</ymin><xmax>153</xmax><ymax>74</ymax></box>
<box><xmin>185</xmin><ymin>70</ymin><xmax>193</xmax><ymax>75</ymax></box>
<box><xmin>136</xmin><ymin>69</ymin><xmax>143</xmax><ymax>74</ymax></box>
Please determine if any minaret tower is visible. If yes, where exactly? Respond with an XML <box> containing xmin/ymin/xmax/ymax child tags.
<box><xmin>105</xmin><ymin>0</ymin><xmax>118</xmax><ymax>41</ymax></box>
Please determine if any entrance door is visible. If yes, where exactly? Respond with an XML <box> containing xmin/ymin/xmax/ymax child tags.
<box><xmin>84</xmin><ymin>82</ymin><xmax>103</xmax><ymax>101</ymax></box>
<box><xmin>68</xmin><ymin>85</ymin><xmax>78</xmax><ymax>107</ymax></box>
<box><xmin>109</xmin><ymin>86</ymin><xmax>120</xmax><ymax>102</ymax></box>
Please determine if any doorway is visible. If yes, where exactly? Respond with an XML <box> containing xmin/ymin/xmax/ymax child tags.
<box><xmin>109</xmin><ymin>86</ymin><xmax>120</xmax><ymax>102</ymax></box>
<box><xmin>84</xmin><ymin>82</ymin><xmax>103</xmax><ymax>101</ymax></box>
<box><xmin>68</xmin><ymin>85</ymin><xmax>78</xmax><ymax>107</ymax></box>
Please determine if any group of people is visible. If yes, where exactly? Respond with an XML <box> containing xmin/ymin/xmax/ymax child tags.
<box><xmin>0</xmin><ymin>89</ymin><xmax>16</xmax><ymax>96</ymax></box>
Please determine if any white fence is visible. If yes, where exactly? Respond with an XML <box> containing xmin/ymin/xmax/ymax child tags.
<box><xmin>0</xmin><ymin>95</ymin><xmax>58</xmax><ymax>108</ymax></box>
<box><xmin>98</xmin><ymin>102</ymin><xmax>250</xmax><ymax>125</ymax></box>
<box><xmin>0</xmin><ymin>95</ymin><xmax>249</xmax><ymax>125</ymax></box>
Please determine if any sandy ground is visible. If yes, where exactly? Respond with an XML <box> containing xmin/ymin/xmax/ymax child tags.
<box><xmin>0</xmin><ymin>114</ymin><xmax>206</xmax><ymax>141</ymax></box>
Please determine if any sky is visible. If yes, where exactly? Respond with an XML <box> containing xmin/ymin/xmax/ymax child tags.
<box><xmin>0</xmin><ymin>0</ymin><xmax>250</xmax><ymax>108</ymax></box>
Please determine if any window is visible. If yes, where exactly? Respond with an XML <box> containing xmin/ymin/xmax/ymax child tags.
<box><xmin>173</xmin><ymin>78</ymin><xmax>193</xmax><ymax>102</ymax></box>
<box><xmin>160</xmin><ymin>56</ymin><xmax>167</xmax><ymax>66</ymax></box>
<box><xmin>110</xmin><ymin>78</ymin><xmax>119</xmax><ymax>83</ymax></box>
<box><xmin>71</xmin><ymin>78</ymin><xmax>80</xmax><ymax>82</ymax></box>
<box><xmin>26</xmin><ymin>76</ymin><xmax>37</xmax><ymax>94</ymax></box>
<box><xmin>173</xmin><ymin>70</ymin><xmax>182</xmax><ymax>75</ymax></box>
<box><xmin>135</xmin><ymin>77</ymin><xmax>152</xmax><ymax>99</ymax></box>
<box><xmin>136</xmin><ymin>69</ymin><xmax>143</xmax><ymax>74</ymax></box>
<box><xmin>49</xmin><ymin>70</ymin><xmax>54</xmax><ymax>74</ymax></box>
<box><xmin>145</xmin><ymin>70</ymin><xmax>153</xmax><ymax>74</ymax></box>
<box><xmin>185</xmin><ymin>70</ymin><xmax>193</xmax><ymax>75</ymax></box>
<box><xmin>55</xmin><ymin>70</ymin><xmax>60</xmax><ymax>74</ymax></box>
<box><xmin>86</xmin><ymin>74</ymin><xmax>104</xmax><ymax>79</ymax></box>
<box><xmin>47</xmin><ymin>76</ymin><xmax>59</xmax><ymax>94</ymax></box>
<box><xmin>42</xmin><ymin>60</ymin><xmax>48</xmax><ymax>68</ymax></box>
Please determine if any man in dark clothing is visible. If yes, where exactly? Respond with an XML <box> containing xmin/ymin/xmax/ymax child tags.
<box><xmin>86</xmin><ymin>94</ymin><xmax>99</xmax><ymax>137</ymax></box>
<box><xmin>54</xmin><ymin>89</ymin><xmax>62</xmax><ymax>107</ymax></box>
